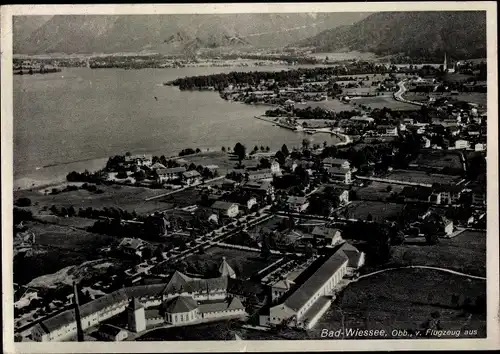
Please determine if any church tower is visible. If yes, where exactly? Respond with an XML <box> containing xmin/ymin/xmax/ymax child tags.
<box><xmin>219</xmin><ymin>256</ymin><xmax>237</xmax><ymax>279</ymax></box>
<box><xmin>127</xmin><ymin>297</ymin><xmax>146</xmax><ymax>333</ymax></box>
<box><xmin>443</xmin><ymin>52</ymin><xmax>448</xmax><ymax>72</ymax></box>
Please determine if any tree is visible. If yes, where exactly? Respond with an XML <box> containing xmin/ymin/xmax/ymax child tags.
<box><xmin>281</xmin><ymin>144</ymin><xmax>290</xmax><ymax>157</ymax></box>
<box><xmin>15</xmin><ymin>197</ymin><xmax>32</xmax><ymax>207</ymax></box>
<box><xmin>275</xmin><ymin>150</ymin><xmax>286</xmax><ymax>165</ymax></box>
<box><xmin>265</xmin><ymin>146</ymin><xmax>270</xmax><ymax>152</ymax></box>
<box><xmin>302</xmin><ymin>139</ymin><xmax>310</xmax><ymax>150</ymax></box>
<box><xmin>425</xmin><ymin>233</ymin><xmax>439</xmax><ymax>245</ymax></box>
<box><xmin>234</xmin><ymin>142</ymin><xmax>246</xmax><ymax>163</ymax></box>
<box><xmin>141</xmin><ymin>247</ymin><xmax>153</xmax><ymax>260</ymax></box>
<box><xmin>195</xmin><ymin>148</ymin><xmax>201</xmax><ymax>153</ymax></box>
<box><xmin>221</xmin><ymin>146</ymin><xmax>226</xmax><ymax>152</ymax></box>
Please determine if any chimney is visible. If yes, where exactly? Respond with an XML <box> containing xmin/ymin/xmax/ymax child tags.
<box><xmin>73</xmin><ymin>282</ymin><xmax>84</xmax><ymax>342</ymax></box>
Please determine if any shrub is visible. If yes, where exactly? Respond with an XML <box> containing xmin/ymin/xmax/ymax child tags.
<box><xmin>15</xmin><ymin>197</ymin><xmax>32</xmax><ymax>207</ymax></box>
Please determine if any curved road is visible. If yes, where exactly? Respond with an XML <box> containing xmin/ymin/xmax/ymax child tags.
<box><xmin>356</xmin><ymin>265</ymin><xmax>486</xmax><ymax>281</ymax></box>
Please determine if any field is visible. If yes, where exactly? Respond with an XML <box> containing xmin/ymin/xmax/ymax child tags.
<box><xmin>354</xmin><ymin>182</ymin><xmax>405</xmax><ymax>202</ymax></box>
<box><xmin>15</xmin><ymin>184</ymin><xmax>171</xmax><ymax>215</ymax></box>
<box><xmin>176</xmin><ymin>150</ymin><xmax>254</xmax><ymax>176</ymax></box>
<box><xmin>314</xmin><ymin>268</ymin><xmax>486</xmax><ymax>338</ymax></box>
<box><xmin>14</xmin><ymin>221</ymin><xmax>116</xmax><ymax>285</ymax></box>
<box><xmin>351</xmin><ymin>96</ymin><xmax>420</xmax><ymax>111</ymax></box>
<box><xmin>300</xmin><ymin>99</ymin><xmax>351</xmax><ymax>112</ymax></box>
<box><xmin>411</xmin><ymin>150</ymin><xmax>463</xmax><ymax>172</ymax></box>
<box><xmin>390</xmin><ymin>230</ymin><xmax>486</xmax><ymax>277</ymax></box>
<box><xmin>402</xmin><ymin>92</ymin><xmax>430</xmax><ymax>103</ymax></box>
<box><xmin>157</xmin><ymin>188</ymin><xmax>202</xmax><ymax>208</ymax></box>
<box><xmin>402</xmin><ymin>92</ymin><xmax>486</xmax><ymax>108</ymax></box>
<box><xmin>383</xmin><ymin>170</ymin><xmax>462</xmax><ymax>185</ymax></box>
<box><xmin>343</xmin><ymin>201</ymin><xmax>405</xmax><ymax>222</ymax></box>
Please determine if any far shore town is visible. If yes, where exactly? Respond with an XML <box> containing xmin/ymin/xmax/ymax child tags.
<box><xmin>14</xmin><ymin>54</ymin><xmax>487</xmax><ymax>342</ymax></box>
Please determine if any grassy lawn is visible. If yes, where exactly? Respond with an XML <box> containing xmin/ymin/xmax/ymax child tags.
<box><xmin>343</xmin><ymin>201</ymin><xmax>405</xmax><ymax>222</ymax></box>
<box><xmin>411</xmin><ymin>150</ymin><xmax>463</xmax><ymax>171</ymax></box>
<box><xmin>184</xmin><ymin>246</ymin><xmax>278</xmax><ymax>279</ymax></box>
<box><xmin>158</xmin><ymin>188</ymin><xmax>201</xmax><ymax>208</ymax></box>
<box><xmin>15</xmin><ymin>184</ymin><xmax>171</xmax><ymax>215</ymax></box>
<box><xmin>354</xmin><ymin>182</ymin><xmax>405</xmax><ymax>202</ymax></box>
<box><xmin>384</xmin><ymin>170</ymin><xmax>462</xmax><ymax>185</ymax></box>
<box><xmin>300</xmin><ymin>99</ymin><xmax>351</xmax><ymax>112</ymax></box>
<box><xmin>390</xmin><ymin>230</ymin><xmax>486</xmax><ymax>277</ymax></box>
<box><xmin>313</xmin><ymin>268</ymin><xmax>486</xmax><ymax>338</ymax></box>
<box><xmin>14</xmin><ymin>221</ymin><xmax>116</xmax><ymax>285</ymax></box>
<box><xmin>351</xmin><ymin>96</ymin><xmax>419</xmax><ymax>111</ymax></box>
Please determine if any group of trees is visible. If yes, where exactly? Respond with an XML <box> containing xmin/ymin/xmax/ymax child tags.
<box><xmin>179</xmin><ymin>148</ymin><xmax>201</xmax><ymax>156</ymax></box>
<box><xmin>172</xmin><ymin>64</ymin><xmax>392</xmax><ymax>91</ymax></box>
<box><xmin>66</xmin><ymin>169</ymin><xmax>107</xmax><ymax>183</ymax></box>
<box><xmin>265</xmin><ymin>107</ymin><xmax>360</xmax><ymax>121</ymax></box>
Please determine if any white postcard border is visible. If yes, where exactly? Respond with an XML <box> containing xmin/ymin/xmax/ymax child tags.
<box><xmin>2</xmin><ymin>2</ymin><xmax>498</xmax><ymax>352</ymax></box>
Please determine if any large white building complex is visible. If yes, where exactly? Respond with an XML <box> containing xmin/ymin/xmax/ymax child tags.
<box><xmin>31</xmin><ymin>259</ymin><xmax>246</xmax><ymax>342</ymax></box>
<box><xmin>259</xmin><ymin>242</ymin><xmax>365</xmax><ymax>330</ymax></box>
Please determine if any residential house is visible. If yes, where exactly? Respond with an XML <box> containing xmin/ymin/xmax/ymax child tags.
<box><xmin>454</xmin><ymin>139</ymin><xmax>470</xmax><ymax>150</ymax></box>
<box><xmin>311</xmin><ymin>226</ymin><xmax>343</xmax><ymax>246</ymax></box>
<box><xmin>150</xmin><ymin>162</ymin><xmax>166</xmax><ymax>170</ymax></box>
<box><xmin>421</xmin><ymin>136</ymin><xmax>431</xmax><ymax>148</ymax></box>
<box><xmin>475</xmin><ymin>143</ymin><xmax>486</xmax><ymax>152</ymax></box>
<box><xmin>221</xmin><ymin>191</ymin><xmax>257</xmax><ymax>212</ymax></box>
<box><xmin>182</xmin><ymin>170</ymin><xmax>202</xmax><ymax>186</ymax></box>
<box><xmin>440</xmin><ymin>217</ymin><xmax>454</xmax><ymax>236</ymax></box>
<box><xmin>118</xmin><ymin>238</ymin><xmax>146</xmax><ymax>258</ymax></box>
<box><xmin>376</xmin><ymin>125</ymin><xmax>398</xmax><ymax>136</ymax></box>
<box><xmin>449</xmin><ymin>126</ymin><xmax>461</xmax><ymax>136</ymax></box>
<box><xmin>431</xmin><ymin>184</ymin><xmax>463</xmax><ymax>205</ymax></box>
<box><xmin>125</xmin><ymin>155</ymin><xmax>152</xmax><ymax>167</ymax></box>
<box><xmin>270</xmin><ymin>160</ymin><xmax>281</xmax><ymax>175</ymax></box>
<box><xmin>242</xmin><ymin>180</ymin><xmax>275</xmax><ymax>202</ymax></box>
<box><xmin>247</xmin><ymin>169</ymin><xmax>274</xmax><ymax>181</ymax></box>
<box><xmin>469</xmin><ymin>183</ymin><xmax>486</xmax><ymax>206</ymax></box>
<box><xmin>211</xmin><ymin>201</ymin><xmax>239</xmax><ymax>218</ymax></box>
<box><xmin>322</xmin><ymin>158</ymin><xmax>350</xmax><ymax>170</ymax></box>
<box><xmin>327</xmin><ymin>167</ymin><xmax>352</xmax><ymax>184</ymax></box>
<box><xmin>97</xmin><ymin>324</ymin><xmax>128</xmax><ymax>341</ymax></box>
<box><xmin>157</xmin><ymin>167</ymin><xmax>187</xmax><ymax>183</ymax></box>
<box><xmin>399</xmin><ymin>186</ymin><xmax>433</xmax><ymax>203</ymax></box>
<box><xmin>287</xmin><ymin>196</ymin><xmax>310</xmax><ymax>213</ymax></box>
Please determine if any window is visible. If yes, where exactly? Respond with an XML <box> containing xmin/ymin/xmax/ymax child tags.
<box><xmin>174</xmin><ymin>314</ymin><xmax>177</xmax><ymax>323</ymax></box>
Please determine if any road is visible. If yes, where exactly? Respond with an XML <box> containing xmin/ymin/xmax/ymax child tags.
<box><xmin>357</xmin><ymin>265</ymin><xmax>486</xmax><ymax>281</ymax></box>
<box><xmin>152</xmin><ymin>206</ymin><xmax>274</xmax><ymax>271</ymax></box>
<box><xmin>394</xmin><ymin>80</ymin><xmax>424</xmax><ymax>106</ymax></box>
<box><xmin>144</xmin><ymin>176</ymin><xmax>225</xmax><ymax>202</ymax></box>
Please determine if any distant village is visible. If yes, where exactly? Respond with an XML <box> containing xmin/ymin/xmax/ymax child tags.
<box><xmin>13</xmin><ymin>54</ymin><xmax>487</xmax><ymax>342</ymax></box>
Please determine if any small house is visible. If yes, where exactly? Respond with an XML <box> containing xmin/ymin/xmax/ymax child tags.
<box><xmin>157</xmin><ymin>167</ymin><xmax>187</xmax><ymax>183</ymax></box>
<box><xmin>211</xmin><ymin>201</ymin><xmax>239</xmax><ymax>218</ymax></box>
<box><xmin>97</xmin><ymin>324</ymin><xmax>128</xmax><ymax>341</ymax></box>
<box><xmin>286</xmin><ymin>196</ymin><xmax>309</xmax><ymax>213</ymax></box>
<box><xmin>182</xmin><ymin>170</ymin><xmax>201</xmax><ymax>186</ymax></box>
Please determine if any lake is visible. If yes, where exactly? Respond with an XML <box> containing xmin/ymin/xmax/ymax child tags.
<box><xmin>14</xmin><ymin>66</ymin><xmax>340</xmax><ymax>189</ymax></box>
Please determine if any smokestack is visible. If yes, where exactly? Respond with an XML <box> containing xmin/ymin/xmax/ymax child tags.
<box><xmin>73</xmin><ymin>281</ymin><xmax>84</xmax><ymax>342</ymax></box>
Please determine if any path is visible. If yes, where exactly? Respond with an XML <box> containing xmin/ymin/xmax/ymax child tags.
<box><xmin>357</xmin><ymin>265</ymin><xmax>486</xmax><ymax>281</ymax></box>
<box><xmin>144</xmin><ymin>176</ymin><xmax>225</xmax><ymax>201</ymax></box>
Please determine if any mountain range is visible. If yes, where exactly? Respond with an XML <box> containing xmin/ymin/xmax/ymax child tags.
<box><xmin>13</xmin><ymin>13</ymin><xmax>369</xmax><ymax>55</ymax></box>
<box><xmin>295</xmin><ymin>11</ymin><xmax>487</xmax><ymax>59</ymax></box>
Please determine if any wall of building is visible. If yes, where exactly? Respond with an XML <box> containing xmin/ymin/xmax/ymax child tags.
<box><xmin>200</xmin><ymin>308</ymin><xmax>245</xmax><ymax>320</ymax></box>
<box><xmin>146</xmin><ymin>316</ymin><xmax>164</xmax><ymax>326</ymax></box>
